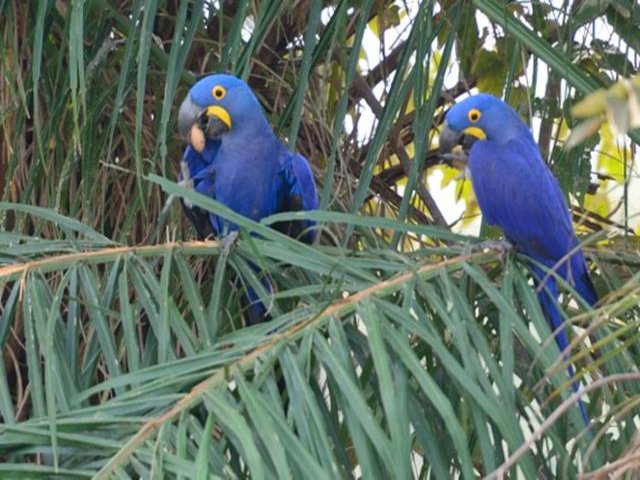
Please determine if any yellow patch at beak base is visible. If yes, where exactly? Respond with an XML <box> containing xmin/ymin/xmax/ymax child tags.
<box><xmin>206</xmin><ymin>105</ymin><xmax>232</xmax><ymax>129</ymax></box>
<box><xmin>463</xmin><ymin>126</ymin><xmax>486</xmax><ymax>140</ymax></box>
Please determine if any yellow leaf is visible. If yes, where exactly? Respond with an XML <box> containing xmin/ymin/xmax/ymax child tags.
<box><xmin>627</xmin><ymin>80</ymin><xmax>640</xmax><ymax>128</ymax></box>
<box><xmin>453</xmin><ymin>177</ymin><xmax>479</xmax><ymax>229</ymax></box>
<box><xmin>597</xmin><ymin>123</ymin><xmax>629</xmax><ymax>182</ymax></box>
<box><xmin>571</xmin><ymin>75</ymin><xmax>640</xmax><ymax>135</ymax></box>
<box><xmin>606</xmin><ymin>95</ymin><xmax>630</xmax><ymax>135</ymax></box>
<box><xmin>572</xmin><ymin>89</ymin><xmax>609</xmax><ymax>118</ymax></box>
<box><xmin>564</xmin><ymin>117</ymin><xmax>604</xmax><ymax>150</ymax></box>
<box><xmin>584</xmin><ymin>180</ymin><xmax>611</xmax><ymax>217</ymax></box>
<box><xmin>435</xmin><ymin>165</ymin><xmax>461</xmax><ymax>189</ymax></box>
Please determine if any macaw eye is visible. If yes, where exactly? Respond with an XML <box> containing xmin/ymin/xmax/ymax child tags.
<box><xmin>468</xmin><ymin>108</ymin><xmax>481</xmax><ymax>123</ymax></box>
<box><xmin>212</xmin><ymin>85</ymin><xmax>226</xmax><ymax>100</ymax></box>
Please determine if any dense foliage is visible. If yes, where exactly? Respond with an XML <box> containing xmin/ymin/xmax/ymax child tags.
<box><xmin>0</xmin><ymin>0</ymin><xmax>639</xmax><ymax>478</ymax></box>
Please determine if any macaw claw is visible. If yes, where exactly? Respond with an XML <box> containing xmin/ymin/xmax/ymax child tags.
<box><xmin>440</xmin><ymin>151</ymin><xmax>469</xmax><ymax>169</ymax></box>
<box><xmin>462</xmin><ymin>238</ymin><xmax>513</xmax><ymax>257</ymax></box>
<box><xmin>221</xmin><ymin>230</ymin><xmax>240</xmax><ymax>256</ymax></box>
<box><xmin>476</xmin><ymin>239</ymin><xmax>513</xmax><ymax>252</ymax></box>
<box><xmin>178</xmin><ymin>160</ymin><xmax>194</xmax><ymax>208</ymax></box>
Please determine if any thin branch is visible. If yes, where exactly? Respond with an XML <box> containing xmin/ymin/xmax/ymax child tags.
<box><xmin>484</xmin><ymin>373</ymin><xmax>640</xmax><ymax>480</ymax></box>
<box><xmin>580</xmin><ymin>434</ymin><xmax>640</xmax><ymax>479</ymax></box>
<box><xmin>0</xmin><ymin>241</ymin><xmax>221</xmax><ymax>283</ymax></box>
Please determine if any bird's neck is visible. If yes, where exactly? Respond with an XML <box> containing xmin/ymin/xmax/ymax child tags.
<box><xmin>218</xmin><ymin>128</ymin><xmax>281</xmax><ymax>164</ymax></box>
<box><xmin>493</xmin><ymin>109</ymin><xmax>534</xmax><ymax>145</ymax></box>
<box><xmin>222</xmin><ymin>115</ymin><xmax>275</xmax><ymax>148</ymax></box>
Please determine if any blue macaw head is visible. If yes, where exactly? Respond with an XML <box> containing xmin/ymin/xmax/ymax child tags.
<box><xmin>178</xmin><ymin>73</ymin><xmax>269</xmax><ymax>141</ymax></box>
<box><xmin>439</xmin><ymin>93</ymin><xmax>530</xmax><ymax>153</ymax></box>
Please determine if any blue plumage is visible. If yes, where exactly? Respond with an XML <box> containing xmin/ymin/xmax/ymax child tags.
<box><xmin>441</xmin><ymin>93</ymin><xmax>597</xmax><ymax>426</ymax></box>
<box><xmin>179</xmin><ymin>74</ymin><xmax>318</xmax><ymax>240</ymax></box>
<box><xmin>177</xmin><ymin>74</ymin><xmax>318</xmax><ymax>323</ymax></box>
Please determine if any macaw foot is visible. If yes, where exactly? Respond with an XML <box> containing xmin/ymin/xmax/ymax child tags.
<box><xmin>463</xmin><ymin>238</ymin><xmax>513</xmax><ymax>257</ymax></box>
<box><xmin>477</xmin><ymin>239</ymin><xmax>513</xmax><ymax>252</ymax></box>
<box><xmin>221</xmin><ymin>231</ymin><xmax>240</xmax><ymax>256</ymax></box>
<box><xmin>440</xmin><ymin>151</ymin><xmax>469</xmax><ymax>169</ymax></box>
<box><xmin>177</xmin><ymin>181</ymin><xmax>194</xmax><ymax>208</ymax></box>
<box><xmin>177</xmin><ymin>178</ymin><xmax>194</xmax><ymax>190</ymax></box>
<box><xmin>178</xmin><ymin>161</ymin><xmax>194</xmax><ymax>208</ymax></box>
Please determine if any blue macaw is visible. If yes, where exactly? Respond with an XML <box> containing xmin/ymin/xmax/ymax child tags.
<box><xmin>439</xmin><ymin>93</ymin><xmax>597</xmax><ymax>426</ymax></box>
<box><xmin>177</xmin><ymin>73</ymin><xmax>318</xmax><ymax>325</ymax></box>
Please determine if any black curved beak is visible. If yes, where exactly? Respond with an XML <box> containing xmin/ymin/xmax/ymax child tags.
<box><xmin>438</xmin><ymin>123</ymin><xmax>480</xmax><ymax>168</ymax></box>
<box><xmin>178</xmin><ymin>94</ymin><xmax>203</xmax><ymax>138</ymax></box>
<box><xmin>202</xmin><ymin>115</ymin><xmax>230</xmax><ymax>139</ymax></box>
<box><xmin>439</xmin><ymin>123</ymin><xmax>463</xmax><ymax>153</ymax></box>
<box><xmin>178</xmin><ymin>94</ymin><xmax>230</xmax><ymax>140</ymax></box>
<box><xmin>439</xmin><ymin>123</ymin><xmax>479</xmax><ymax>153</ymax></box>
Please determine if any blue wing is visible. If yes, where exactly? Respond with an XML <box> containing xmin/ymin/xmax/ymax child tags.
<box><xmin>468</xmin><ymin>137</ymin><xmax>597</xmax><ymax>305</ymax></box>
<box><xmin>470</xmin><ymin>136</ymin><xmax>595</xmax><ymax>426</ymax></box>
<box><xmin>274</xmin><ymin>151</ymin><xmax>319</xmax><ymax>243</ymax></box>
<box><xmin>469</xmin><ymin>137</ymin><xmax>574</xmax><ymax>261</ymax></box>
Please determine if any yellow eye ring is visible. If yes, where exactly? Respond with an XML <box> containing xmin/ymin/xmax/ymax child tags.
<box><xmin>212</xmin><ymin>85</ymin><xmax>226</xmax><ymax>100</ymax></box>
<box><xmin>468</xmin><ymin>108</ymin><xmax>481</xmax><ymax>123</ymax></box>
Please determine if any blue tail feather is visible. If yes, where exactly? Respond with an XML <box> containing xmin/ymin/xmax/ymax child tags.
<box><xmin>535</xmin><ymin>269</ymin><xmax>589</xmax><ymax>427</ymax></box>
<box><xmin>238</xmin><ymin>262</ymin><xmax>272</xmax><ymax>326</ymax></box>
<box><xmin>570</xmin><ymin>254</ymin><xmax>598</xmax><ymax>307</ymax></box>
<box><xmin>566</xmin><ymin>363</ymin><xmax>590</xmax><ymax>427</ymax></box>
<box><xmin>241</xmin><ymin>284</ymin><xmax>270</xmax><ymax>326</ymax></box>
